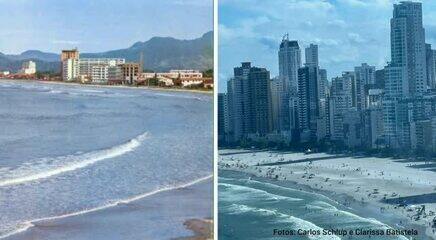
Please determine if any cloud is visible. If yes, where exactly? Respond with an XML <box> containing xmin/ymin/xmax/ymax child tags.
<box><xmin>218</xmin><ymin>0</ymin><xmax>436</xmax><ymax>92</ymax></box>
<box><xmin>313</xmin><ymin>38</ymin><xmax>341</xmax><ymax>46</ymax></box>
<box><xmin>219</xmin><ymin>16</ymin><xmax>272</xmax><ymax>41</ymax></box>
<box><xmin>337</xmin><ymin>0</ymin><xmax>393</xmax><ymax>8</ymax></box>
<box><xmin>288</xmin><ymin>0</ymin><xmax>334</xmax><ymax>11</ymax></box>
<box><xmin>51</xmin><ymin>40</ymin><xmax>80</xmax><ymax>45</ymax></box>
<box><xmin>327</xmin><ymin>19</ymin><xmax>347</xmax><ymax>28</ymax></box>
<box><xmin>258</xmin><ymin>37</ymin><xmax>278</xmax><ymax>50</ymax></box>
<box><xmin>348</xmin><ymin>33</ymin><xmax>366</xmax><ymax>43</ymax></box>
<box><xmin>173</xmin><ymin>0</ymin><xmax>211</xmax><ymax>7</ymax></box>
<box><xmin>338</xmin><ymin>0</ymin><xmax>368</xmax><ymax>7</ymax></box>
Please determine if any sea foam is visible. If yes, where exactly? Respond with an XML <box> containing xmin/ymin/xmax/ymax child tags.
<box><xmin>0</xmin><ymin>132</ymin><xmax>149</xmax><ymax>187</ymax></box>
<box><xmin>0</xmin><ymin>174</ymin><xmax>212</xmax><ymax>239</ymax></box>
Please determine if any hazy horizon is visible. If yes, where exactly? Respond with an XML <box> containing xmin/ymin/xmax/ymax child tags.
<box><xmin>0</xmin><ymin>0</ymin><xmax>212</xmax><ymax>55</ymax></box>
<box><xmin>0</xmin><ymin>31</ymin><xmax>213</xmax><ymax>55</ymax></box>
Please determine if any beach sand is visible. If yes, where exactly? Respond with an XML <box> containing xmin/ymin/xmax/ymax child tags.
<box><xmin>5</xmin><ymin>179</ymin><xmax>213</xmax><ymax>240</ymax></box>
<box><xmin>175</xmin><ymin>219</ymin><xmax>213</xmax><ymax>240</ymax></box>
<box><xmin>219</xmin><ymin>150</ymin><xmax>436</xmax><ymax>239</ymax></box>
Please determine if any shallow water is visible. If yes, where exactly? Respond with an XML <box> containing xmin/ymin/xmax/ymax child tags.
<box><xmin>0</xmin><ymin>80</ymin><xmax>212</xmax><ymax>238</ymax></box>
<box><xmin>219</xmin><ymin>170</ymin><xmax>409</xmax><ymax>240</ymax></box>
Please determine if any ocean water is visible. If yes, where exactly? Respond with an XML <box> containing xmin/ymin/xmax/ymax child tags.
<box><xmin>219</xmin><ymin>170</ymin><xmax>409</xmax><ymax>240</ymax></box>
<box><xmin>0</xmin><ymin>80</ymin><xmax>212</xmax><ymax>238</ymax></box>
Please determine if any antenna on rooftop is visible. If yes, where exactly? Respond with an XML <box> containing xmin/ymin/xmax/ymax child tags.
<box><xmin>283</xmin><ymin>33</ymin><xmax>289</xmax><ymax>41</ymax></box>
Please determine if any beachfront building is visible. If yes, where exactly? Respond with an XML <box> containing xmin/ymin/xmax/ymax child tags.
<box><xmin>297</xmin><ymin>65</ymin><xmax>320</xmax><ymax>142</ymax></box>
<box><xmin>90</xmin><ymin>65</ymin><xmax>109</xmax><ymax>84</ymax></box>
<box><xmin>218</xmin><ymin>93</ymin><xmax>229</xmax><ymax>144</ymax></box>
<box><xmin>141</xmin><ymin>70</ymin><xmax>203</xmax><ymax>80</ymax></box>
<box><xmin>61</xmin><ymin>49</ymin><xmax>79</xmax><ymax>81</ymax></box>
<box><xmin>19</xmin><ymin>61</ymin><xmax>36</xmax><ymax>75</ymax></box>
<box><xmin>79</xmin><ymin>58</ymin><xmax>125</xmax><ymax>83</ymax></box>
<box><xmin>226</xmin><ymin>62</ymin><xmax>271</xmax><ymax>142</ymax></box>
<box><xmin>390</xmin><ymin>1</ymin><xmax>427</xmax><ymax>97</ymax></box>
<box><xmin>382</xmin><ymin>1</ymin><xmax>430</xmax><ymax>149</ymax></box>
<box><xmin>140</xmin><ymin>70</ymin><xmax>209</xmax><ymax>88</ymax></box>
<box><xmin>181</xmin><ymin>79</ymin><xmax>202</xmax><ymax>87</ymax></box>
<box><xmin>269</xmin><ymin>77</ymin><xmax>282</xmax><ymax>133</ymax></box>
<box><xmin>121</xmin><ymin>63</ymin><xmax>140</xmax><ymax>85</ymax></box>
<box><xmin>329</xmin><ymin>73</ymin><xmax>355</xmax><ymax>142</ymax></box>
<box><xmin>278</xmin><ymin>35</ymin><xmax>301</xmax><ymax>134</ymax></box>
<box><xmin>62</xmin><ymin>58</ymin><xmax>79</xmax><ymax>81</ymax></box>
<box><xmin>108</xmin><ymin>65</ymin><xmax>123</xmax><ymax>84</ymax></box>
<box><xmin>170</xmin><ymin>70</ymin><xmax>203</xmax><ymax>79</ymax></box>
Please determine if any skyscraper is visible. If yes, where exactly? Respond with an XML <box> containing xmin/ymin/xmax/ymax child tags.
<box><xmin>278</xmin><ymin>34</ymin><xmax>301</xmax><ymax>133</ymax></box>
<box><xmin>426</xmin><ymin>44</ymin><xmax>435</xmax><ymax>89</ymax></box>
<box><xmin>269</xmin><ymin>77</ymin><xmax>282</xmax><ymax>133</ymax></box>
<box><xmin>388</xmin><ymin>1</ymin><xmax>427</xmax><ymax>97</ymax></box>
<box><xmin>218</xmin><ymin>93</ymin><xmax>229</xmax><ymax>144</ymax></box>
<box><xmin>329</xmin><ymin>73</ymin><xmax>354</xmax><ymax>142</ymax></box>
<box><xmin>279</xmin><ymin>34</ymin><xmax>301</xmax><ymax>93</ymax></box>
<box><xmin>305</xmin><ymin>44</ymin><xmax>318</xmax><ymax>67</ymax></box>
<box><xmin>227</xmin><ymin>62</ymin><xmax>271</xmax><ymax>142</ymax></box>
<box><xmin>384</xmin><ymin>1</ymin><xmax>428</xmax><ymax>148</ymax></box>
<box><xmin>298</xmin><ymin>65</ymin><xmax>319</xmax><ymax>142</ymax></box>
<box><xmin>354</xmin><ymin>63</ymin><xmax>376</xmax><ymax>110</ymax></box>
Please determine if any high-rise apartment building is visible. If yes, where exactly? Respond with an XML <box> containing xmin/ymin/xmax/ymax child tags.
<box><xmin>61</xmin><ymin>49</ymin><xmax>79</xmax><ymax>81</ymax></box>
<box><xmin>355</xmin><ymin>63</ymin><xmax>376</xmax><ymax>110</ymax></box>
<box><xmin>227</xmin><ymin>62</ymin><xmax>271</xmax><ymax>142</ymax></box>
<box><xmin>297</xmin><ymin>66</ymin><xmax>319</xmax><ymax>142</ymax></box>
<box><xmin>62</xmin><ymin>58</ymin><xmax>79</xmax><ymax>81</ymax></box>
<box><xmin>278</xmin><ymin>35</ymin><xmax>301</xmax><ymax>132</ymax></box>
<box><xmin>305</xmin><ymin>44</ymin><xmax>318</xmax><ymax>67</ymax></box>
<box><xmin>425</xmin><ymin>44</ymin><xmax>436</xmax><ymax>89</ymax></box>
<box><xmin>388</xmin><ymin>1</ymin><xmax>427</xmax><ymax>97</ymax></box>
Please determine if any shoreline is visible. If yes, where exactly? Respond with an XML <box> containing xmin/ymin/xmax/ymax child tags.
<box><xmin>220</xmin><ymin>169</ymin><xmax>427</xmax><ymax>239</ymax></box>
<box><xmin>2</xmin><ymin>175</ymin><xmax>213</xmax><ymax>240</ymax></box>
<box><xmin>219</xmin><ymin>150</ymin><xmax>436</xmax><ymax>239</ymax></box>
<box><xmin>0</xmin><ymin>78</ymin><xmax>213</xmax><ymax>95</ymax></box>
<box><xmin>176</xmin><ymin>219</ymin><xmax>213</xmax><ymax>240</ymax></box>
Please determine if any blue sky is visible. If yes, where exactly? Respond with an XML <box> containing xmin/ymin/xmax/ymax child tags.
<box><xmin>219</xmin><ymin>0</ymin><xmax>436</xmax><ymax>92</ymax></box>
<box><xmin>0</xmin><ymin>0</ymin><xmax>212</xmax><ymax>54</ymax></box>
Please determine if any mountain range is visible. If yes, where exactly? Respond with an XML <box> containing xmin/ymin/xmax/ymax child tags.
<box><xmin>0</xmin><ymin>31</ymin><xmax>213</xmax><ymax>73</ymax></box>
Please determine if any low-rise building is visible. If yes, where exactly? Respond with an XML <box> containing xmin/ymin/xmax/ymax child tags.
<box><xmin>121</xmin><ymin>63</ymin><xmax>140</xmax><ymax>84</ymax></box>
<box><xmin>90</xmin><ymin>65</ymin><xmax>109</xmax><ymax>83</ymax></box>
<box><xmin>181</xmin><ymin>78</ymin><xmax>203</xmax><ymax>87</ymax></box>
<box><xmin>170</xmin><ymin>69</ymin><xmax>203</xmax><ymax>79</ymax></box>
<box><xmin>79</xmin><ymin>58</ymin><xmax>125</xmax><ymax>80</ymax></box>
<box><xmin>20</xmin><ymin>61</ymin><xmax>36</xmax><ymax>75</ymax></box>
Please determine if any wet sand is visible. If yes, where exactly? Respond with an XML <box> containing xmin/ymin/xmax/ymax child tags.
<box><xmin>5</xmin><ymin>179</ymin><xmax>213</xmax><ymax>240</ymax></box>
<box><xmin>176</xmin><ymin>219</ymin><xmax>213</xmax><ymax>240</ymax></box>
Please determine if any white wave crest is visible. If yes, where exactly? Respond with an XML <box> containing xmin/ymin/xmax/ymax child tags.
<box><xmin>0</xmin><ymin>174</ymin><xmax>212</xmax><ymax>239</ymax></box>
<box><xmin>0</xmin><ymin>132</ymin><xmax>149</xmax><ymax>187</ymax></box>
<box><xmin>225</xmin><ymin>203</ymin><xmax>341</xmax><ymax>240</ymax></box>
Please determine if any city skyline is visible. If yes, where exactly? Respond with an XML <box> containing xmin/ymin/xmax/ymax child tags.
<box><xmin>0</xmin><ymin>0</ymin><xmax>212</xmax><ymax>54</ymax></box>
<box><xmin>219</xmin><ymin>0</ymin><xmax>436</xmax><ymax>93</ymax></box>
<box><xmin>219</xmin><ymin>0</ymin><xmax>436</xmax><ymax>154</ymax></box>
